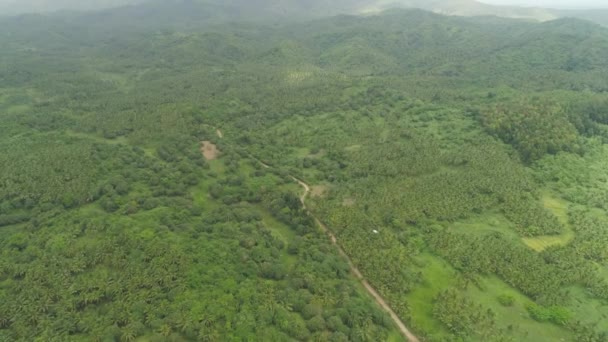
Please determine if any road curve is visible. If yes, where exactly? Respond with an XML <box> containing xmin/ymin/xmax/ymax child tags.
<box><xmin>291</xmin><ymin>177</ymin><xmax>420</xmax><ymax>342</ymax></box>
<box><xmin>213</xmin><ymin>128</ymin><xmax>419</xmax><ymax>341</ymax></box>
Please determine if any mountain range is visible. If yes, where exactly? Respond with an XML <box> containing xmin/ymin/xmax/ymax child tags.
<box><xmin>2</xmin><ymin>0</ymin><xmax>608</xmax><ymax>27</ymax></box>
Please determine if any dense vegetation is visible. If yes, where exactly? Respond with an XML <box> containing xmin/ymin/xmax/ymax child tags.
<box><xmin>2</xmin><ymin>2</ymin><xmax>608</xmax><ymax>341</ymax></box>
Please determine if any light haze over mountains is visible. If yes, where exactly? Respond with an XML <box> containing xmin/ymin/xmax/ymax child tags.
<box><xmin>0</xmin><ymin>0</ymin><xmax>607</xmax><ymax>27</ymax></box>
<box><xmin>480</xmin><ymin>0</ymin><xmax>608</xmax><ymax>9</ymax></box>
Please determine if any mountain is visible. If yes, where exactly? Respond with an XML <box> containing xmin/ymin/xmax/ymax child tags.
<box><xmin>555</xmin><ymin>8</ymin><xmax>608</xmax><ymax>27</ymax></box>
<box><xmin>0</xmin><ymin>0</ymin><xmax>371</xmax><ymax>18</ymax></box>
<box><xmin>359</xmin><ymin>0</ymin><xmax>608</xmax><ymax>27</ymax></box>
<box><xmin>359</xmin><ymin>0</ymin><xmax>557</xmax><ymax>21</ymax></box>
<box><xmin>2</xmin><ymin>0</ymin><xmax>608</xmax><ymax>29</ymax></box>
<box><xmin>0</xmin><ymin>0</ymin><xmax>146</xmax><ymax>15</ymax></box>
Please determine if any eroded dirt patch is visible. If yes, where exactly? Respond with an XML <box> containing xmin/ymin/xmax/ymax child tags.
<box><xmin>200</xmin><ymin>141</ymin><xmax>220</xmax><ymax>160</ymax></box>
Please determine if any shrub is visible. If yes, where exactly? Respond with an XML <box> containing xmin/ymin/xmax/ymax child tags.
<box><xmin>526</xmin><ymin>304</ymin><xmax>571</xmax><ymax>325</ymax></box>
<box><xmin>497</xmin><ymin>294</ymin><xmax>515</xmax><ymax>307</ymax></box>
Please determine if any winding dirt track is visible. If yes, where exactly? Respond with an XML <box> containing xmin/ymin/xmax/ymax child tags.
<box><xmin>291</xmin><ymin>177</ymin><xmax>419</xmax><ymax>342</ymax></box>
<box><xmin>215</xmin><ymin>129</ymin><xmax>419</xmax><ymax>341</ymax></box>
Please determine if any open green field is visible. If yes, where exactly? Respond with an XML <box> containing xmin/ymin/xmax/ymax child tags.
<box><xmin>466</xmin><ymin>276</ymin><xmax>573</xmax><ymax>341</ymax></box>
<box><xmin>405</xmin><ymin>254</ymin><xmax>455</xmax><ymax>340</ymax></box>
<box><xmin>522</xmin><ymin>193</ymin><xmax>575</xmax><ymax>252</ymax></box>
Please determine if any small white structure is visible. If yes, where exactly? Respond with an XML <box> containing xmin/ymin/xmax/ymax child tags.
<box><xmin>372</xmin><ymin>230</ymin><xmax>379</xmax><ymax>234</ymax></box>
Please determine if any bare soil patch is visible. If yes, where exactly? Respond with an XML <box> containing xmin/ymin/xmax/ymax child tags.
<box><xmin>200</xmin><ymin>141</ymin><xmax>220</xmax><ymax>160</ymax></box>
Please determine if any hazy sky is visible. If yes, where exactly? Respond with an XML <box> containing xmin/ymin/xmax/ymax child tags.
<box><xmin>479</xmin><ymin>0</ymin><xmax>608</xmax><ymax>9</ymax></box>
<box><xmin>1</xmin><ymin>0</ymin><xmax>607</xmax><ymax>14</ymax></box>
<box><xmin>0</xmin><ymin>0</ymin><xmax>606</xmax><ymax>9</ymax></box>
<box><xmin>0</xmin><ymin>0</ymin><xmax>146</xmax><ymax>14</ymax></box>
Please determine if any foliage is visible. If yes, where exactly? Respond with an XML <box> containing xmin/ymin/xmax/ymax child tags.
<box><xmin>433</xmin><ymin>289</ymin><xmax>498</xmax><ymax>340</ymax></box>
<box><xmin>480</xmin><ymin>100</ymin><xmax>580</xmax><ymax>162</ymax></box>
<box><xmin>526</xmin><ymin>304</ymin><xmax>571</xmax><ymax>326</ymax></box>
<box><xmin>497</xmin><ymin>294</ymin><xmax>515</xmax><ymax>307</ymax></box>
<box><xmin>2</xmin><ymin>3</ymin><xmax>608</xmax><ymax>341</ymax></box>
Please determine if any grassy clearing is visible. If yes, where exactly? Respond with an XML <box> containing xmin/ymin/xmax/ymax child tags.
<box><xmin>405</xmin><ymin>253</ymin><xmax>455</xmax><ymax>340</ymax></box>
<box><xmin>7</xmin><ymin>104</ymin><xmax>30</xmax><ymax>115</ymax></box>
<box><xmin>191</xmin><ymin>179</ymin><xmax>220</xmax><ymax>212</ymax></box>
<box><xmin>386</xmin><ymin>329</ymin><xmax>407</xmax><ymax>342</ymax></box>
<box><xmin>310</xmin><ymin>184</ymin><xmax>329</xmax><ymax>198</ymax></box>
<box><xmin>522</xmin><ymin>193</ymin><xmax>574</xmax><ymax>252</ymax></box>
<box><xmin>294</xmin><ymin>147</ymin><xmax>310</xmax><ymax>158</ymax></box>
<box><xmin>280</xmin><ymin>182</ymin><xmax>302</xmax><ymax>197</ymax></box>
<box><xmin>451</xmin><ymin>212</ymin><xmax>521</xmax><ymax>241</ymax></box>
<box><xmin>207</xmin><ymin>159</ymin><xmax>226</xmax><ymax>175</ymax></box>
<box><xmin>92</xmin><ymin>70</ymin><xmax>132</xmax><ymax>91</ymax></box>
<box><xmin>466</xmin><ymin>276</ymin><xmax>574</xmax><ymax>341</ymax></box>
<box><xmin>522</xmin><ymin>233</ymin><xmax>574</xmax><ymax>252</ymax></box>
<box><xmin>77</xmin><ymin>203</ymin><xmax>105</xmax><ymax>216</ymax></box>
<box><xmin>65</xmin><ymin>130</ymin><xmax>129</xmax><ymax>145</ymax></box>
<box><xmin>258</xmin><ymin>206</ymin><xmax>295</xmax><ymax>244</ymax></box>
<box><xmin>191</xmin><ymin>158</ymin><xmax>226</xmax><ymax>211</ymax></box>
<box><xmin>565</xmin><ymin>286</ymin><xmax>608</xmax><ymax>335</ymax></box>
<box><xmin>425</xmin><ymin>214</ymin><xmax>576</xmax><ymax>340</ymax></box>
<box><xmin>237</xmin><ymin>160</ymin><xmax>256</xmax><ymax>175</ymax></box>
<box><xmin>258</xmin><ymin>206</ymin><xmax>299</xmax><ymax>267</ymax></box>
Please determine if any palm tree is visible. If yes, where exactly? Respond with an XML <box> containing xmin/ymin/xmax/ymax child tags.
<box><xmin>158</xmin><ymin>323</ymin><xmax>172</xmax><ymax>337</ymax></box>
<box><xmin>120</xmin><ymin>326</ymin><xmax>136</xmax><ymax>342</ymax></box>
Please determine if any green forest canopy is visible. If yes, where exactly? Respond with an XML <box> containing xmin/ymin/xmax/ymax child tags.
<box><xmin>1</xmin><ymin>2</ymin><xmax>608</xmax><ymax>341</ymax></box>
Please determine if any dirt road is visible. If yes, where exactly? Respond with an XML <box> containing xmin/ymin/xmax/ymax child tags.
<box><xmin>291</xmin><ymin>177</ymin><xmax>419</xmax><ymax>342</ymax></box>
<box><xmin>209</xmin><ymin>127</ymin><xmax>419</xmax><ymax>341</ymax></box>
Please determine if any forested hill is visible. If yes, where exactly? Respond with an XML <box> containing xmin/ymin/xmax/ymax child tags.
<box><xmin>557</xmin><ymin>9</ymin><xmax>608</xmax><ymax>27</ymax></box>
<box><xmin>0</xmin><ymin>0</ymin><xmax>370</xmax><ymax>21</ymax></box>
<box><xmin>3</xmin><ymin>8</ymin><xmax>608</xmax><ymax>92</ymax></box>
<box><xmin>362</xmin><ymin>0</ymin><xmax>608</xmax><ymax>27</ymax></box>
<box><xmin>286</xmin><ymin>11</ymin><xmax>608</xmax><ymax>91</ymax></box>
<box><xmin>3</xmin><ymin>0</ymin><xmax>608</xmax><ymax>28</ymax></box>
<box><xmin>363</xmin><ymin>0</ymin><xmax>559</xmax><ymax>21</ymax></box>
<box><xmin>3</xmin><ymin>3</ymin><xmax>608</xmax><ymax>342</ymax></box>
